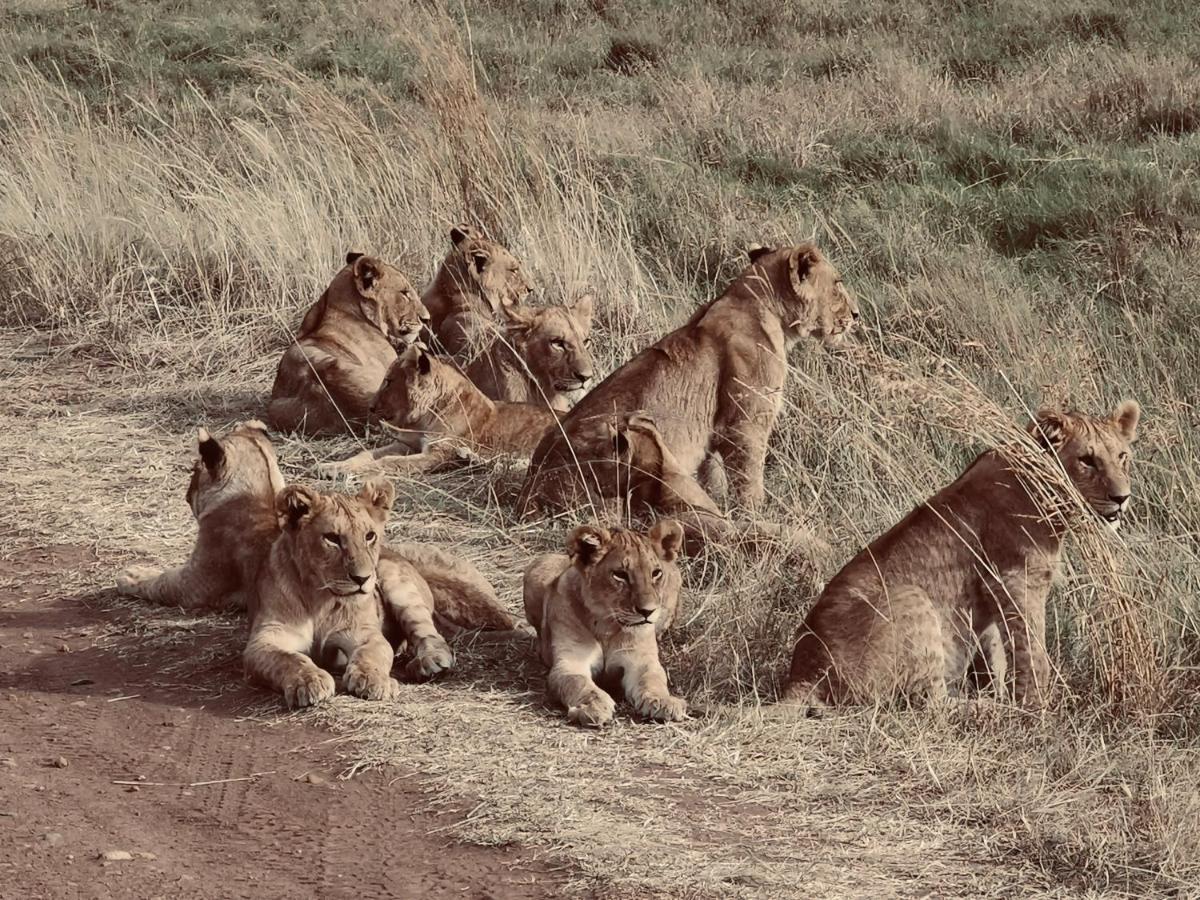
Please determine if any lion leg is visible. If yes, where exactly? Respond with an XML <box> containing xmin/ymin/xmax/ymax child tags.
<box><xmin>116</xmin><ymin>563</ymin><xmax>216</xmax><ymax>610</ymax></box>
<box><xmin>377</xmin><ymin>559</ymin><xmax>454</xmax><ymax>679</ymax></box>
<box><xmin>319</xmin><ymin>441</ymin><xmax>415</xmax><ymax>477</ymax></box>
<box><xmin>714</xmin><ymin>421</ymin><xmax>772</xmax><ymax>513</ymax></box>
<box><xmin>243</xmin><ymin>622</ymin><xmax>334</xmax><ymax>709</ymax></box>
<box><xmin>614</xmin><ymin>648</ymin><xmax>687</xmax><ymax>723</ymax></box>
<box><xmin>1001</xmin><ymin>594</ymin><xmax>1050</xmax><ymax>708</ymax></box>
<box><xmin>331</xmin><ymin>445</ymin><xmax>459</xmax><ymax>478</ymax></box>
<box><xmin>969</xmin><ymin>622</ymin><xmax>1009</xmax><ymax>701</ymax></box>
<box><xmin>548</xmin><ymin>656</ymin><xmax>614</xmax><ymax>727</ymax></box>
<box><xmin>342</xmin><ymin>628</ymin><xmax>401</xmax><ymax>701</ymax></box>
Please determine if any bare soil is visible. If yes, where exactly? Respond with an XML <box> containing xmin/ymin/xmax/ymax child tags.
<box><xmin>0</xmin><ymin>543</ymin><xmax>574</xmax><ymax>900</ymax></box>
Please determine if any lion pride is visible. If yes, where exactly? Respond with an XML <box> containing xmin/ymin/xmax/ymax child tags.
<box><xmin>782</xmin><ymin>400</ymin><xmax>1141</xmax><ymax>711</ymax></box>
<box><xmin>268</xmin><ymin>252</ymin><xmax>429</xmax><ymax>436</ymax></box>
<box><xmin>518</xmin><ymin>243</ymin><xmax>858</xmax><ymax>543</ymax></box>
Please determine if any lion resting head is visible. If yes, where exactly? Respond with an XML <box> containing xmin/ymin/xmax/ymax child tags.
<box><xmin>274</xmin><ymin>478</ymin><xmax>396</xmax><ymax>599</ymax></box>
<box><xmin>496</xmin><ymin>295</ymin><xmax>595</xmax><ymax>396</ymax></box>
<box><xmin>741</xmin><ymin>243</ymin><xmax>859</xmax><ymax>346</ymax></box>
<box><xmin>300</xmin><ymin>251</ymin><xmax>429</xmax><ymax>350</ymax></box>
<box><xmin>369</xmin><ymin>344</ymin><xmax>469</xmax><ymax>437</ymax></box>
<box><xmin>186</xmin><ymin>419</ymin><xmax>283</xmax><ymax>518</ymax></box>
<box><xmin>1029</xmin><ymin>399</ymin><xmax>1139</xmax><ymax>531</ymax></box>
<box><xmin>443</xmin><ymin>224</ymin><xmax>533</xmax><ymax>313</ymax></box>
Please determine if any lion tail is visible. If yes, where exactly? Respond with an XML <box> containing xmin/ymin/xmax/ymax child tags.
<box><xmin>386</xmin><ymin>542</ymin><xmax>515</xmax><ymax>631</ymax></box>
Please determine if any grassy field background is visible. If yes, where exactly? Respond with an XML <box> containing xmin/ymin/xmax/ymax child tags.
<box><xmin>3</xmin><ymin>0</ymin><xmax>1200</xmax><ymax>895</ymax></box>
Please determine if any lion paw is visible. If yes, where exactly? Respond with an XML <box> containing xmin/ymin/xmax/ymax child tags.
<box><xmin>116</xmin><ymin>564</ymin><xmax>163</xmax><ymax>599</ymax></box>
<box><xmin>405</xmin><ymin>636</ymin><xmax>454</xmax><ymax>680</ymax></box>
<box><xmin>634</xmin><ymin>693</ymin><xmax>688</xmax><ymax>723</ymax></box>
<box><xmin>282</xmin><ymin>668</ymin><xmax>337</xmax><ymax>709</ymax></box>
<box><xmin>343</xmin><ymin>665</ymin><xmax>401</xmax><ymax>701</ymax></box>
<box><xmin>567</xmin><ymin>690</ymin><xmax>615</xmax><ymax>728</ymax></box>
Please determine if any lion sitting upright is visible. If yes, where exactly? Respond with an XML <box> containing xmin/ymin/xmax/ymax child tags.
<box><xmin>321</xmin><ymin>345</ymin><xmax>560</xmax><ymax>476</ymax></box>
<box><xmin>782</xmin><ymin>400</ymin><xmax>1141</xmax><ymax>711</ymax></box>
<box><xmin>518</xmin><ymin>243</ymin><xmax>858</xmax><ymax>549</ymax></box>
<box><xmin>523</xmin><ymin>520</ymin><xmax>688</xmax><ymax>727</ymax></box>
<box><xmin>268</xmin><ymin>252</ymin><xmax>430</xmax><ymax>436</ymax></box>
<box><xmin>421</xmin><ymin>224</ymin><xmax>534</xmax><ymax>358</ymax></box>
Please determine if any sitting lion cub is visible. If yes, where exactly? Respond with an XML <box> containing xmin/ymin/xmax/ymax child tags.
<box><xmin>268</xmin><ymin>252</ymin><xmax>430</xmax><ymax>436</ymax></box>
<box><xmin>523</xmin><ymin>521</ymin><xmax>688</xmax><ymax>727</ymax></box>
<box><xmin>322</xmin><ymin>344</ymin><xmax>559</xmax><ymax>476</ymax></box>
<box><xmin>245</xmin><ymin>478</ymin><xmax>405</xmax><ymax>708</ymax></box>
<box><xmin>783</xmin><ymin>400</ymin><xmax>1141</xmax><ymax>711</ymax></box>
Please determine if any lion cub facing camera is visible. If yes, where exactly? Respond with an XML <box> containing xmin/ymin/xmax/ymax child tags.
<box><xmin>522</xmin><ymin>521</ymin><xmax>688</xmax><ymax>727</ymax></box>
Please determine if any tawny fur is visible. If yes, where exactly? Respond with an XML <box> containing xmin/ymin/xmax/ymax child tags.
<box><xmin>268</xmin><ymin>252</ymin><xmax>430</xmax><ymax>436</ymax></box>
<box><xmin>518</xmin><ymin>243</ymin><xmax>859</xmax><ymax>534</ymax></box>
<box><xmin>116</xmin><ymin>420</ymin><xmax>284</xmax><ymax>612</ymax></box>
<box><xmin>465</xmin><ymin>296</ymin><xmax>595</xmax><ymax>412</ymax></box>
<box><xmin>783</xmin><ymin>401</ymin><xmax>1141</xmax><ymax>711</ymax></box>
<box><xmin>323</xmin><ymin>345</ymin><xmax>559</xmax><ymax>477</ymax></box>
<box><xmin>523</xmin><ymin>521</ymin><xmax>688</xmax><ymax>727</ymax></box>
<box><xmin>421</xmin><ymin>224</ymin><xmax>533</xmax><ymax>358</ymax></box>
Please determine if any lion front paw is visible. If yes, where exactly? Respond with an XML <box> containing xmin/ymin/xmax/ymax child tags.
<box><xmin>343</xmin><ymin>665</ymin><xmax>401</xmax><ymax>701</ymax></box>
<box><xmin>567</xmin><ymin>690</ymin><xmax>616</xmax><ymax>728</ymax></box>
<box><xmin>634</xmin><ymin>693</ymin><xmax>688</xmax><ymax>723</ymax></box>
<box><xmin>404</xmin><ymin>636</ymin><xmax>454</xmax><ymax>680</ymax></box>
<box><xmin>282</xmin><ymin>668</ymin><xmax>337</xmax><ymax>709</ymax></box>
<box><xmin>116</xmin><ymin>564</ymin><xmax>163</xmax><ymax>599</ymax></box>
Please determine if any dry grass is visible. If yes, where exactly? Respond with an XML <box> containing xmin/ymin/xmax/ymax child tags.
<box><xmin>4</xmin><ymin>0</ymin><xmax>1200</xmax><ymax>895</ymax></box>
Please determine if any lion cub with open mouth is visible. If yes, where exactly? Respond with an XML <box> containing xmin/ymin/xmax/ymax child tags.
<box><xmin>522</xmin><ymin>521</ymin><xmax>688</xmax><ymax>727</ymax></box>
<box><xmin>244</xmin><ymin>478</ymin><xmax>406</xmax><ymax>709</ymax></box>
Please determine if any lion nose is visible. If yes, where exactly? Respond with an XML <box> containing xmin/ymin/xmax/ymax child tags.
<box><xmin>635</xmin><ymin>605</ymin><xmax>656</xmax><ymax>618</ymax></box>
<box><xmin>1109</xmin><ymin>493</ymin><xmax>1130</xmax><ymax>506</ymax></box>
<box><xmin>575</xmin><ymin>371</ymin><xmax>592</xmax><ymax>385</ymax></box>
<box><xmin>350</xmin><ymin>573</ymin><xmax>370</xmax><ymax>588</ymax></box>
<box><xmin>851</xmin><ymin>309</ymin><xmax>861</xmax><ymax>321</ymax></box>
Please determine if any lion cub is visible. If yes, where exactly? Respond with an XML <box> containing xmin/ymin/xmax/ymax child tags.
<box><xmin>783</xmin><ymin>400</ymin><xmax>1141</xmax><ymax>710</ymax></box>
<box><xmin>322</xmin><ymin>344</ymin><xmax>559</xmax><ymax>476</ymax></box>
<box><xmin>245</xmin><ymin>479</ymin><xmax>408</xmax><ymax>708</ymax></box>
<box><xmin>523</xmin><ymin>521</ymin><xmax>688</xmax><ymax>727</ymax></box>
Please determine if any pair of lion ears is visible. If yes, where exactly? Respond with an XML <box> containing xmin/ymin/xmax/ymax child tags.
<box><xmin>567</xmin><ymin>519</ymin><xmax>685</xmax><ymax>566</ymax></box>
<box><xmin>1030</xmin><ymin>400</ymin><xmax>1140</xmax><ymax>449</ymax></box>
<box><xmin>194</xmin><ymin>420</ymin><xmax>270</xmax><ymax>474</ymax></box>
<box><xmin>747</xmin><ymin>244</ymin><xmax>820</xmax><ymax>271</ymax></box>
<box><xmin>274</xmin><ymin>479</ymin><xmax>396</xmax><ymax>530</ymax></box>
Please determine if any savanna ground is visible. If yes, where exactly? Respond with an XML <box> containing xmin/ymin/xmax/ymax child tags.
<box><xmin>3</xmin><ymin>0</ymin><xmax>1200</xmax><ymax>896</ymax></box>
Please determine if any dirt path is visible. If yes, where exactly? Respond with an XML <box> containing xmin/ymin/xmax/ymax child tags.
<box><xmin>0</xmin><ymin>545</ymin><xmax>573</xmax><ymax>900</ymax></box>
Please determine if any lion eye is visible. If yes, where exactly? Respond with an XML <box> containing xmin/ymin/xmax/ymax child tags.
<box><xmin>323</xmin><ymin>532</ymin><xmax>341</xmax><ymax>548</ymax></box>
<box><xmin>583</xmin><ymin>337</ymin><xmax>592</xmax><ymax>347</ymax></box>
<box><xmin>612</xmin><ymin>570</ymin><xmax>629</xmax><ymax>584</ymax></box>
<box><xmin>651</xmin><ymin>568</ymin><xmax>663</xmax><ymax>582</ymax></box>
<box><xmin>365</xmin><ymin>530</ymin><xmax>377</xmax><ymax>544</ymax></box>
<box><xmin>552</xmin><ymin>339</ymin><xmax>568</xmax><ymax>351</ymax></box>
<box><xmin>1080</xmin><ymin>453</ymin><xmax>1098</xmax><ymax>469</ymax></box>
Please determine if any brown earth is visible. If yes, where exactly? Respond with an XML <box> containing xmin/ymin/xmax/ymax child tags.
<box><xmin>0</xmin><ymin>543</ymin><xmax>577</xmax><ymax>900</ymax></box>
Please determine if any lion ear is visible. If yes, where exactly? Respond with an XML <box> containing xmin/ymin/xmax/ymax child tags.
<box><xmin>450</xmin><ymin>224</ymin><xmax>476</xmax><ymax>246</ymax></box>
<box><xmin>469</xmin><ymin>248</ymin><xmax>491</xmax><ymax>276</ymax></box>
<box><xmin>276</xmin><ymin>485</ymin><xmax>320</xmax><ymax>530</ymax></box>
<box><xmin>787</xmin><ymin>244</ymin><xmax>819</xmax><ymax>297</ymax></box>
<box><xmin>345</xmin><ymin>251</ymin><xmax>365</xmax><ymax>267</ymax></box>
<box><xmin>1029</xmin><ymin>408</ymin><xmax>1072</xmax><ymax>451</ymax></box>
<box><xmin>606</xmin><ymin>422</ymin><xmax>630</xmax><ymax>458</ymax></box>
<box><xmin>1113</xmin><ymin>399</ymin><xmax>1140</xmax><ymax>442</ymax></box>
<box><xmin>747</xmin><ymin>244</ymin><xmax>773</xmax><ymax>263</ymax></box>
<box><xmin>357</xmin><ymin>478</ymin><xmax>395</xmax><ymax>522</ymax></box>
<box><xmin>500</xmin><ymin>302</ymin><xmax>537</xmax><ymax>330</ymax></box>
<box><xmin>352</xmin><ymin>254</ymin><xmax>382</xmax><ymax>296</ymax></box>
<box><xmin>568</xmin><ymin>525</ymin><xmax>610</xmax><ymax>567</ymax></box>
<box><xmin>648</xmin><ymin>519</ymin><xmax>684</xmax><ymax>563</ymax></box>
<box><xmin>197</xmin><ymin>428</ymin><xmax>224</xmax><ymax>474</ymax></box>
<box><xmin>570</xmin><ymin>293</ymin><xmax>595</xmax><ymax>325</ymax></box>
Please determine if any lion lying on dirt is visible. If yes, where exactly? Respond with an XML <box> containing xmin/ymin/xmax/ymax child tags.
<box><xmin>421</xmin><ymin>224</ymin><xmax>533</xmax><ymax>358</ymax></box>
<box><xmin>117</xmin><ymin>421</ymin><xmax>515</xmax><ymax>650</ymax></box>
<box><xmin>465</xmin><ymin>295</ymin><xmax>595</xmax><ymax>412</ymax></box>
<box><xmin>268</xmin><ymin>252</ymin><xmax>430</xmax><ymax>436</ymax></box>
<box><xmin>244</xmin><ymin>478</ymin><xmax>407</xmax><ymax>707</ymax></box>
<box><xmin>782</xmin><ymin>400</ymin><xmax>1141</xmax><ymax>711</ymax></box>
<box><xmin>523</xmin><ymin>520</ymin><xmax>688</xmax><ymax>726</ymax></box>
<box><xmin>517</xmin><ymin>243</ymin><xmax>859</xmax><ymax>538</ymax></box>
<box><xmin>321</xmin><ymin>344</ymin><xmax>559</xmax><ymax>476</ymax></box>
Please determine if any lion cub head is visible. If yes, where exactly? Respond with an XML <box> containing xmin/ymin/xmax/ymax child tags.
<box><xmin>302</xmin><ymin>252</ymin><xmax>430</xmax><ymax>349</ymax></box>
<box><xmin>445</xmin><ymin>224</ymin><xmax>533</xmax><ymax>312</ymax></box>
<box><xmin>743</xmin><ymin>243</ymin><xmax>859</xmax><ymax>346</ymax></box>
<box><xmin>369</xmin><ymin>345</ymin><xmax>464</xmax><ymax>433</ymax></box>
<box><xmin>186</xmin><ymin>419</ymin><xmax>284</xmax><ymax>518</ymax></box>
<box><xmin>1029</xmin><ymin>400</ymin><xmax>1140</xmax><ymax>531</ymax></box>
<box><xmin>274</xmin><ymin>479</ymin><xmax>396</xmax><ymax>597</ymax></box>
<box><xmin>499</xmin><ymin>295</ymin><xmax>595</xmax><ymax>394</ymax></box>
<box><xmin>567</xmin><ymin>520</ymin><xmax>685</xmax><ymax>631</ymax></box>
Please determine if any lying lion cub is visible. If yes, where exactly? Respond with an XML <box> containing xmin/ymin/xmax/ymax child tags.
<box><xmin>523</xmin><ymin>521</ymin><xmax>688</xmax><ymax>727</ymax></box>
<box><xmin>322</xmin><ymin>345</ymin><xmax>559</xmax><ymax>476</ymax></box>
<box><xmin>268</xmin><ymin>252</ymin><xmax>430</xmax><ymax>436</ymax></box>
<box><xmin>245</xmin><ymin>479</ymin><xmax>405</xmax><ymax>707</ymax></box>
<box><xmin>783</xmin><ymin>400</ymin><xmax>1141</xmax><ymax>711</ymax></box>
